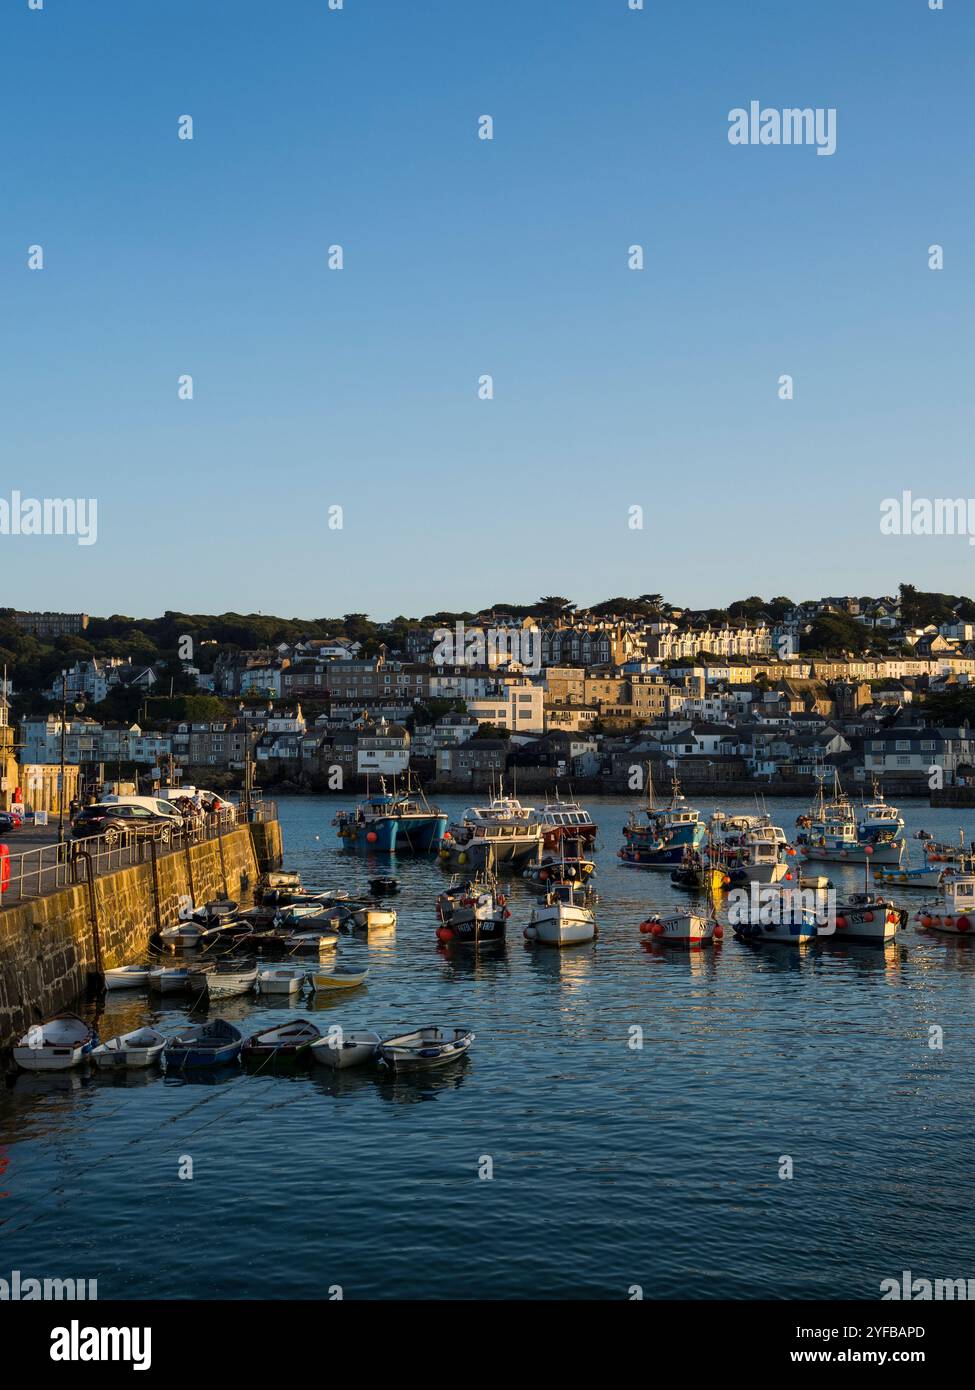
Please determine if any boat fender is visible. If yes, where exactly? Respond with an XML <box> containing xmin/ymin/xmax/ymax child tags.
<box><xmin>497</xmin><ymin>893</ymin><xmax>507</xmax><ymax>906</ymax></box>
<box><xmin>957</xmin><ymin>916</ymin><xmax>971</xmax><ymax>932</ymax></box>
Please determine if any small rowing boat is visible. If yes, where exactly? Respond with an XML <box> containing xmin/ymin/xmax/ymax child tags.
<box><xmin>377</xmin><ymin>1027</ymin><xmax>475</xmax><ymax>1072</ymax></box>
<box><xmin>309</xmin><ymin>1029</ymin><xmax>382</xmax><ymax>1070</ymax></box>
<box><xmin>187</xmin><ymin>963</ymin><xmax>258</xmax><ymax>1000</ymax></box>
<box><xmin>164</xmin><ymin>1019</ymin><xmax>243</xmax><ymax>1069</ymax></box>
<box><xmin>103</xmin><ymin>964</ymin><xmax>153</xmax><ymax>990</ymax></box>
<box><xmin>90</xmin><ymin>1027</ymin><xmax>166</xmax><ymax>1069</ymax></box>
<box><xmin>242</xmin><ymin>1019</ymin><xmax>321</xmax><ymax>1062</ymax></box>
<box><xmin>256</xmin><ymin>967</ymin><xmax>306</xmax><ymax>995</ymax></box>
<box><xmin>147</xmin><ymin>966</ymin><xmax>194</xmax><ymax>994</ymax></box>
<box><xmin>13</xmin><ymin>1014</ymin><xmax>98</xmax><ymax>1072</ymax></box>
<box><xmin>307</xmin><ymin>965</ymin><xmax>369</xmax><ymax>991</ymax></box>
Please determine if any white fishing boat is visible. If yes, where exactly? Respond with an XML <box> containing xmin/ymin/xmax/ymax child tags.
<box><xmin>188</xmin><ymin>963</ymin><xmax>258</xmax><ymax>999</ymax></box>
<box><xmin>90</xmin><ymin>1027</ymin><xmax>166</xmax><ymax>1069</ymax></box>
<box><xmin>13</xmin><ymin>1014</ymin><xmax>98</xmax><ymax>1072</ymax></box>
<box><xmin>831</xmin><ymin>893</ymin><xmax>903</xmax><ymax>943</ymax></box>
<box><xmin>310</xmin><ymin>1029</ymin><xmax>382</xmax><ymax>1070</ymax></box>
<box><xmin>377</xmin><ymin>1026</ymin><xmax>475</xmax><ymax>1071</ymax></box>
<box><xmin>525</xmin><ymin>882</ymin><xmax>597</xmax><ymax>946</ymax></box>
<box><xmin>103</xmin><ymin>964</ymin><xmax>153</xmax><ymax>990</ymax></box>
<box><xmin>639</xmin><ymin>910</ymin><xmax>720</xmax><ymax>947</ymax></box>
<box><xmin>256</xmin><ymin>967</ymin><xmax>306</xmax><ymax>995</ymax></box>
<box><xmin>307</xmin><ymin>964</ymin><xmax>369</xmax><ymax>991</ymax></box>
<box><xmin>915</xmin><ymin>873</ymin><xmax>975</xmax><ymax>935</ymax></box>
<box><xmin>147</xmin><ymin>965</ymin><xmax>194</xmax><ymax>994</ymax></box>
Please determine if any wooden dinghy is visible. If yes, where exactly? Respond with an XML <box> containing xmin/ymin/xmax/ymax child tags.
<box><xmin>91</xmin><ymin>1027</ymin><xmax>166</xmax><ymax>1069</ymax></box>
<box><xmin>164</xmin><ymin>1019</ymin><xmax>243</xmax><ymax>1069</ymax></box>
<box><xmin>377</xmin><ymin>1027</ymin><xmax>475</xmax><ymax>1072</ymax></box>
<box><xmin>104</xmin><ymin>964</ymin><xmax>153</xmax><ymax>990</ymax></box>
<box><xmin>309</xmin><ymin>1029</ymin><xmax>382</xmax><ymax>1070</ymax></box>
<box><xmin>13</xmin><ymin>1014</ymin><xmax>98</xmax><ymax>1072</ymax></box>
<box><xmin>242</xmin><ymin>1019</ymin><xmax>321</xmax><ymax>1062</ymax></box>
<box><xmin>307</xmin><ymin>964</ymin><xmax>369</xmax><ymax>992</ymax></box>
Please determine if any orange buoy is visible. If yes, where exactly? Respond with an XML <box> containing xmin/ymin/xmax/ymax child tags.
<box><xmin>922</xmin><ymin>915</ymin><xmax>933</xmax><ymax>928</ymax></box>
<box><xmin>836</xmin><ymin>915</ymin><xmax>847</xmax><ymax>929</ymax></box>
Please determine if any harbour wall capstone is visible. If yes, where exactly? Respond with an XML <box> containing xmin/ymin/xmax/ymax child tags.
<box><xmin>0</xmin><ymin>820</ymin><xmax>283</xmax><ymax>1051</ymax></box>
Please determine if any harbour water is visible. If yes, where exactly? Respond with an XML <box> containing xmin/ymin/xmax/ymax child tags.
<box><xmin>1</xmin><ymin>793</ymin><xmax>974</xmax><ymax>1300</ymax></box>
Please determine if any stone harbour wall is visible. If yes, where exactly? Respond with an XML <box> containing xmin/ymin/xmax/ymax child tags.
<box><xmin>0</xmin><ymin>821</ymin><xmax>282</xmax><ymax>1051</ymax></box>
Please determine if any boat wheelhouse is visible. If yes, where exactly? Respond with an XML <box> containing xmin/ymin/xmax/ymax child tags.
<box><xmin>528</xmin><ymin>795</ymin><xmax>597</xmax><ymax>850</ymax></box>
<box><xmin>914</xmin><ymin>873</ymin><xmax>975</xmax><ymax>935</ymax></box>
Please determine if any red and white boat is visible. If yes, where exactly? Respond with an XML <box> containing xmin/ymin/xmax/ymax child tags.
<box><xmin>914</xmin><ymin>873</ymin><xmax>975</xmax><ymax>935</ymax></box>
<box><xmin>639</xmin><ymin>911</ymin><xmax>721</xmax><ymax>948</ymax></box>
<box><xmin>529</xmin><ymin>795</ymin><xmax>597</xmax><ymax>851</ymax></box>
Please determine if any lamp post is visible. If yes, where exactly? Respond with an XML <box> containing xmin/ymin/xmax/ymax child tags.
<box><xmin>57</xmin><ymin>673</ymin><xmax>87</xmax><ymax>845</ymax></box>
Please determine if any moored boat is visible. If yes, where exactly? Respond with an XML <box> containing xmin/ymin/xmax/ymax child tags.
<box><xmin>13</xmin><ymin>1014</ymin><xmax>98</xmax><ymax>1072</ymax></box>
<box><xmin>187</xmin><ymin>962</ymin><xmax>258</xmax><ymax>1000</ymax></box>
<box><xmin>435</xmin><ymin>871</ymin><xmax>509</xmax><ymax>946</ymax></box>
<box><xmin>90</xmin><ymin>1027</ymin><xmax>166</xmax><ymax>1069</ymax></box>
<box><xmin>310</xmin><ymin>1029</ymin><xmax>382</xmax><ymax>1070</ymax></box>
<box><xmin>914</xmin><ymin>873</ymin><xmax>975</xmax><ymax>935</ymax></box>
<box><xmin>619</xmin><ymin>770</ymin><xmax>706</xmax><ymax>869</ymax></box>
<box><xmin>256</xmin><ymin>966</ymin><xmax>306</xmax><ymax>995</ymax></box>
<box><xmin>639</xmin><ymin>910</ymin><xmax>721</xmax><ymax>948</ymax></box>
<box><xmin>307</xmin><ymin>965</ymin><xmax>369</xmax><ymax>991</ymax></box>
<box><xmin>528</xmin><ymin>793</ymin><xmax>598</xmax><ymax>850</ymax></box>
<box><xmin>345</xmin><ymin>904</ymin><xmax>397</xmax><ymax>931</ymax></box>
<box><xmin>525</xmin><ymin>881</ymin><xmax>597</xmax><ymax>946</ymax></box>
<box><xmin>377</xmin><ymin>1026</ymin><xmax>475</xmax><ymax>1071</ymax></box>
<box><xmin>242</xmin><ymin>1019</ymin><xmax>321</xmax><ymax>1062</ymax></box>
<box><xmin>829</xmin><ymin>893</ymin><xmax>904</xmax><ymax>943</ymax></box>
<box><xmin>164</xmin><ymin>1019</ymin><xmax>243</xmax><ymax>1069</ymax></box>
<box><xmin>147</xmin><ymin>965</ymin><xmax>194</xmax><ymax>994</ymax></box>
<box><xmin>104</xmin><ymin>964</ymin><xmax>153</xmax><ymax>990</ymax></box>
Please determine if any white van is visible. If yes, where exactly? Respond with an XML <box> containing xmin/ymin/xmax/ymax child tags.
<box><xmin>157</xmin><ymin>787</ymin><xmax>234</xmax><ymax>812</ymax></box>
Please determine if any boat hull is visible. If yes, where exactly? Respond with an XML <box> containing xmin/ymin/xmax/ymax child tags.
<box><xmin>526</xmin><ymin>905</ymin><xmax>595</xmax><ymax>946</ymax></box>
<box><xmin>801</xmin><ymin>842</ymin><xmax>903</xmax><ymax>865</ymax></box>
<box><xmin>311</xmin><ymin>1031</ymin><xmax>381</xmax><ymax>1069</ymax></box>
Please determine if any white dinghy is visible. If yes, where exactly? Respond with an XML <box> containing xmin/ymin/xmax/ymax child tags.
<box><xmin>91</xmin><ymin>1027</ymin><xmax>166</xmax><ymax>1069</ymax></box>
<box><xmin>256</xmin><ymin>967</ymin><xmax>306</xmax><ymax>996</ymax></box>
<box><xmin>104</xmin><ymin>964</ymin><xmax>153</xmax><ymax>990</ymax></box>
<box><xmin>310</xmin><ymin>1029</ymin><xmax>382</xmax><ymax>1070</ymax></box>
<box><xmin>377</xmin><ymin>1027</ymin><xmax>475</xmax><ymax>1072</ymax></box>
<box><xmin>13</xmin><ymin>1014</ymin><xmax>98</xmax><ymax>1072</ymax></box>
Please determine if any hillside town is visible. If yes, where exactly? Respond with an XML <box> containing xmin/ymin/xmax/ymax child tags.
<box><xmin>3</xmin><ymin>589</ymin><xmax>975</xmax><ymax>811</ymax></box>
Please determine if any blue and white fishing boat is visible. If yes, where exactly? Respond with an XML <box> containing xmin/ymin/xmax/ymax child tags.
<box><xmin>796</xmin><ymin>775</ymin><xmax>904</xmax><ymax>866</ymax></box>
<box><xmin>618</xmin><ymin>768</ymin><xmax>706</xmax><ymax>869</ymax></box>
<box><xmin>333</xmin><ymin>779</ymin><xmax>447</xmax><ymax>853</ymax></box>
<box><xmin>164</xmin><ymin>1019</ymin><xmax>243</xmax><ymax>1069</ymax></box>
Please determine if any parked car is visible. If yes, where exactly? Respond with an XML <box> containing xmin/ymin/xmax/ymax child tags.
<box><xmin>100</xmin><ymin>794</ymin><xmax>187</xmax><ymax>826</ymax></box>
<box><xmin>0</xmin><ymin>810</ymin><xmax>23</xmax><ymax>833</ymax></box>
<box><xmin>71</xmin><ymin>803</ymin><xmax>176</xmax><ymax>846</ymax></box>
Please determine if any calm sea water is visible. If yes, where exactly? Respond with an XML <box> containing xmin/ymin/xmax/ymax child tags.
<box><xmin>1</xmin><ymin>792</ymin><xmax>974</xmax><ymax>1301</ymax></box>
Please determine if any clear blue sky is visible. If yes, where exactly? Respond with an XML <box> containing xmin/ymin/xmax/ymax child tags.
<box><xmin>2</xmin><ymin>0</ymin><xmax>971</xmax><ymax>620</ymax></box>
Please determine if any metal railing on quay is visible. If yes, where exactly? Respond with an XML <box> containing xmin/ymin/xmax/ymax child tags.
<box><xmin>0</xmin><ymin>800</ymin><xmax>279</xmax><ymax>909</ymax></box>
